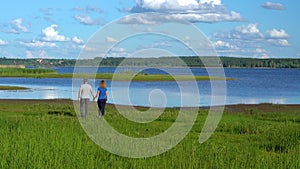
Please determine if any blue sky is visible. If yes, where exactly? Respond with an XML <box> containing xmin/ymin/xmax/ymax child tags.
<box><xmin>0</xmin><ymin>0</ymin><xmax>299</xmax><ymax>59</ymax></box>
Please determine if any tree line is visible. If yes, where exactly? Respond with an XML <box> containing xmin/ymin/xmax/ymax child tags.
<box><xmin>1</xmin><ymin>57</ymin><xmax>300</xmax><ymax>68</ymax></box>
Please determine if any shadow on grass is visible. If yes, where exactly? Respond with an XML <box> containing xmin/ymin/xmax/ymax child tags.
<box><xmin>48</xmin><ymin>111</ymin><xmax>74</xmax><ymax>117</ymax></box>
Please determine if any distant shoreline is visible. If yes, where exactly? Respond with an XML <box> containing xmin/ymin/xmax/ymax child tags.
<box><xmin>2</xmin><ymin>56</ymin><xmax>300</xmax><ymax>68</ymax></box>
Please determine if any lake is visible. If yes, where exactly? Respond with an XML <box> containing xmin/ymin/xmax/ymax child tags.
<box><xmin>1</xmin><ymin>67</ymin><xmax>300</xmax><ymax>107</ymax></box>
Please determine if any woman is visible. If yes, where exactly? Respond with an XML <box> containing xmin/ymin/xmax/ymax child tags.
<box><xmin>94</xmin><ymin>80</ymin><xmax>108</xmax><ymax>118</ymax></box>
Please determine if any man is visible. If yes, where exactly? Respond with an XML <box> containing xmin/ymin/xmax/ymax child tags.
<box><xmin>78</xmin><ymin>79</ymin><xmax>94</xmax><ymax>118</ymax></box>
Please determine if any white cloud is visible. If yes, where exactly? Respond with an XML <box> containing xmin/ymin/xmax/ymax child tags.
<box><xmin>111</xmin><ymin>47</ymin><xmax>126</xmax><ymax>53</ymax></box>
<box><xmin>73</xmin><ymin>15</ymin><xmax>103</xmax><ymax>25</ymax></box>
<box><xmin>200</xmin><ymin>0</ymin><xmax>221</xmax><ymax>5</ymax></box>
<box><xmin>236</xmin><ymin>24</ymin><xmax>260</xmax><ymax>34</ymax></box>
<box><xmin>213</xmin><ymin>40</ymin><xmax>237</xmax><ymax>49</ymax></box>
<box><xmin>106</xmin><ymin>47</ymin><xmax>130</xmax><ymax>57</ymax></box>
<box><xmin>119</xmin><ymin>12</ymin><xmax>243</xmax><ymax>24</ymax></box>
<box><xmin>268</xmin><ymin>39</ymin><xmax>290</xmax><ymax>47</ymax></box>
<box><xmin>106</xmin><ymin>37</ymin><xmax>118</xmax><ymax>43</ymax></box>
<box><xmin>136</xmin><ymin>0</ymin><xmax>199</xmax><ymax>10</ymax></box>
<box><xmin>213</xmin><ymin>24</ymin><xmax>291</xmax><ymax>57</ymax></box>
<box><xmin>122</xmin><ymin>0</ymin><xmax>243</xmax><ymax>24</ymax></box>
<box><xmin>214</xmin><ymin>24</ymin><xmax>264</xmax><ymax>40</ymax></box>
<box><xmin>42</xmin><ymin>25</ymin><xmax>70</xmax><ymax>42</ymax></box>
<box><xmin>255</xmin><ymin>48</ymin><xmax>267</xmax><ymax>53</ymax></box>
<box><xmin>74</xmin><ymin>15</ymin><xmax>93</xmax><ymax>25</ymax></box>
<box><xmin>4</xmin><ymin>18</ymin><xmax>29</xmax><ymax>34</ymax></box>
<box><xmin>72</xmin><ymin>36</ymin><xmax>84</xmax><ymax>44</ymax></box>
<box><xmin>262</xmin><ymin>2</ymin><xmax>285</xmax><ymax>10</ymax></box>
<box><xmin>20</xmin><ymin>40</ymin><xmax>57</xmax><ymax>48</ymax></box>
<box><xmin>0</xmin><ymin>39</ymin><xmax>8</xmax><ymax>45</ymax></box>
<box><xmin>266</xmin><ymin>29</ymin><xmax>289</xmax><ymax>39</ymax></box>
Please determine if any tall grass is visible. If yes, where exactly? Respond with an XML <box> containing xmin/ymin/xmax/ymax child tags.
<box><xmin>0</xmin><ymin>68</ymin><xmax>233</xmax><ymax>81</ymax></box>
<box><xmin>0</xmin><ymin>68</ymin><xmax>56</xmax><ymax>75</ymax></box>
<box><xmin>0</xmin><ymin>101</ymin><xmax>299</xmax><ymax>168</ymax></box>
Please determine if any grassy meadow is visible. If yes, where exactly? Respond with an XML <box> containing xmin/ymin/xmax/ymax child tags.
<box><xmin>0</xmin><ymin>100</ymin><xmax>299</xmax><ymax>168</ymax></box>
<box><xmin>0</xmin><ymin>68</ymin><xmax>234</xmax><ymax>81</ymax></box>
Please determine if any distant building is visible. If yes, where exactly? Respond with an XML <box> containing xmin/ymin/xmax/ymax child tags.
<box><xmin>58</xmin><ymin>60</ymin><xmax>65</xmax><ymax>64</ymax></box>
<box><xmin>36</xmin><ymin>59</ymin><xmax>45</xmax><ymax>64</ymax></box>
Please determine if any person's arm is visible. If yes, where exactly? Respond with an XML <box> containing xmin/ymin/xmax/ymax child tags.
<box><xmin>78</xmin><ymin>87</ymin><xmax>82</xmax><ymax>102</ymax></box>
<box><xmin>94</xmin><ymin>90</ymin><xmax>100</xmax><ymax>101</ymax></box>
<box><xmin>90</xmin><ymin>86</ymin><xmax>95</xmax><ymax>98</ymax></box>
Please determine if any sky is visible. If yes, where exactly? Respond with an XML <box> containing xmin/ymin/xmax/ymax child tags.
<box><xmin>0</xmin><ymin>0</ymin><xmax>299</xmax><ymax>59</ymax></box>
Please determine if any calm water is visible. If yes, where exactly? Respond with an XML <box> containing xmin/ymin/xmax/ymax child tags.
<box><xmin>1</xmin><ymin>67</ymin><xmax>300</xmax><ymax>107</ymax></box>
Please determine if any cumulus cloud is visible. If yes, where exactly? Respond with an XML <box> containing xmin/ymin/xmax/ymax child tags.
<box><xmin>20</xmin><ymin>40</ymin><xmax>57</xmax><ymax>48</ymax></box>
<box><xmin>4</xmin><ymin>18</ymin><xmax>29</xmax><ymax>34</ymax></box>
<box><xmin>213</xmin><ymin>24</ymin><xmax>291</xmax><ymax>57</ymax></box>
<box><xmin>268</xmin><ymin>39</ymin><xmax>289</xmax><ymax>46</ymax></box>
<box><xmin>72</xmin><ymin>36</ymin><xmax>84</xmax><ymax>44</ymax></box>
<box><xmin>262</xmin><ymin>2</ymin><xmax>285</xmax><ymax>10</ymax></box>
<box><xmin>106</xmin><ymin>36</ymin><xmax>118</xmax><ymax>43</ymax></box>
<box><xmin>42</xmin><ymin>25</ymin><xmax>70</xmax><ymax>42</ymax></box>
<box><xmin>255</xmin><ymin>48</ymin><xmax>267</xmax><ymax>53</ymax></box>
<box><xmin>214</xmin><ymin>24</ymin><xmax>264</xmax><ymax>40</ymax></box>
<box><xmin>74</xmin><ymin>15</ymin><xmax>93</xmax><ymax>25</ymax></box>
<box><xmin>200</xmin><ymin>0</ymin><xmax>221</xmax><ymax>5</ymax></box>
<box><xmin>236</xmin><ymin>24</ymin><xmax>260</xmax><ymax>34</ymax></box>
<box><xmin>0</xmin><ymin>39</ymin><xmax>8</xmax><ymax>45</ymax></box>
<box><xmin>266</xmin><ymin>29</ymin><xmax>289</xmax><ymax>39</ymax></box>
<box><xmin>73</xmin><ymin>15</ymin><xmax>103</xmax><ymax>25</ymax></box>
<box><xmin>119</xmin><ymin>12</ymin><xmax>243</xmax><ymax>24</ymax></box>
<box><xmin>121</xmin><ymin>0</ymin><xmax>243</xmax><ymax>24</ymax></box>
<box><xmin>213</xmin><ymin>40</ymin><xmax>237</xmax><ymax>49</ymax></box>
<box><xmin>36</xmin><ymin>25</ymin><xmax>84</xmax><ymax>47</ymax></box>
<box><xmin>215</xmin><ymin>24</ymin><xmax>290</xmax><ymax>43</ymax></box>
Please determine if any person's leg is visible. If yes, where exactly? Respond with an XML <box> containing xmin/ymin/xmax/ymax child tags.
<box><xmin>100</xmin><ymin>100</ymin><xmax>106</xmax><ymax>116</ymax></box>
<box><xmin>80</xmin><ymin>99</ymin><xmax>84</xmax><ymax>117</ymax></box>
<box><xmin>84</xmin><ymin>99</ymin><xmax>89</xmax><ymax>117</ymax></box>
<box><xmin>97</xmin><ymin>100</ymin><xmax>102</xmax><ymax>117</ymax></box>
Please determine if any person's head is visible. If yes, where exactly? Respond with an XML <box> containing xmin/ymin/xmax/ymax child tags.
<box><xmin>100</xmin><ymin>80</ymin><xmax>106</xmax><ymax>88</ymax></box>
<box><xmin>83</xmin><ymin>79</ymin><xmax>88</xmax><ymax>84</ymax></box>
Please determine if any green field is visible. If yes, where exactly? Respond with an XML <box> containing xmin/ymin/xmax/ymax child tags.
<box><xmin>0</xmin><ymin>68</ymin><xmax>233</xmax><ymax>81</ymax></box>
<box><xmin>0</xmin><ymin>100</ymin><xmax>299</xmax><ymax>168</ymax></box>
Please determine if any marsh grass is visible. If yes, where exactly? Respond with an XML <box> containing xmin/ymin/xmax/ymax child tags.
<box><xmin>0</xmin><ymin>86</ymin><xmax>28</xmax><ymax>90</ymax></box>
<box><xmin>0</xmin><ymin>68</ymin><xmax>56</xmax><ymax>75</ymax></box>
<box><xmin>0</xmin><ymin>101</ymin><xmax>299</xmax><ymax>168</ymax></box>
<box><xmin>0</xmin><ymin>68</ymin><xmax>234</xmax><ymax>81</ymax></box>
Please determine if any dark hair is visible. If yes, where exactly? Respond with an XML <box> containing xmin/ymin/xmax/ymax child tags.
<box><xmin>100</xmin><ymin>80</ymin><xmax>106</xmax><ymax>88</ymax></box>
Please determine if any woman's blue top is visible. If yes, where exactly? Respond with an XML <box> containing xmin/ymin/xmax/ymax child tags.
<box><xmin>98</xmin><ymin>87</ymin><xmax>107</xmax><ymax>100</ymax></box>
